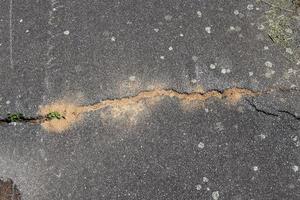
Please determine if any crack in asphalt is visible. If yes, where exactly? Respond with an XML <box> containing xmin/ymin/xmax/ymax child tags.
<box><xmin>0</xmin><ymin>86</ymin><xmax>299</xmax><ymax>129</ymax></box>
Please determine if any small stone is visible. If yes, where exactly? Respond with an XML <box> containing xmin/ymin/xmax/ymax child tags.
<box><xmin>197</xmin><ymin>11</ymin><xmax>202</xmax><ymax>17</ymax></box>
<box><xmin>264</xmin><ymin>46</ymin><xmax>269</xmax><ymax>50</ymax></box>
<box><xmin>212</xmin><ymin>191</ymin><xmax>220</xmax><ymax>200</ymax></box>
<box><xmin>234</xmin><ymin>10</ymin><xmax>239</xmax><ymax>15</ymax></box>
<box><xmin>203</xmin><ymin>177</ymin><xmax>209</xmax><ymax>182</ymax></box>
<box><xmin>168</xmin><ymin>46</ymin><xmax>173</xmax><ymax>51</ymax></box>
<box><xmin>249</xmin><ymin>72</ymin><xmax>254</xmax><ymax>76</ymax></box>
<box><xmin>154</xmin><ymin>28</ymin><xmax>159</xmax><ymax>32</ymax></box>
<box><xmin>19</xmin><ymin>19</ymin><xmax>23</xmax><ymax>23</ymax></box>
<box><xmin>247</xmin><ymin>4</ymin><xmax>254</xmax><ymax>10</ymax></box>
<box><xmin>196</xmin><ymin>184</ymin><xmax>202</xmax><ymax>190</ymax></box>
<box><xmin>191</xmin><ymin>79</ymin><xmax>197</xmax><ymax>83</ymax></box>
<box><xmin>229</xmin><ymin>26</ymin><xmax>235</xmax><ymax>31</ymax></box>
<box><xmin>111</xmin><ymin>36</ymin><xmax>116</xmax><ymax>41</ymax></box>
<box><xmin>209</xmin><ymin>64</ymin><xmax>216</xmax><ymax>69</ymax></box>
<box><xmin>205</xmin><ymin>26</ymin><xmax>211</xmax><ymax>34</ymax></box>
<box><xmin>226</xmin><ymin>69</ymin><xmax>231</xmax><ymax>73</ymax></box>
<box><xmin>6</xmin><ymin>100</ymin><xmax>10</xmax><ymax>105</ymax></box>
<box><xmin>25</xmin><ymin>29</ymin><xmax>29</xmax><ymax>33</ymax></box>
<box><xmin>221</xmin><ymin>68</ymin><xmax>227</xmax><ymax>74</ymax></box>
<box><xmin>257</xmin><ymin>24</ymin><xmax>265</xmax><ymax>30</ymax></box>
<box><xmin>253</xmin><ymin>166</ymin><xmax>259</xmax><ymax>171</ymax></box>
<box><xmin>160</xmin><ymin>56</ymin><xmax>165</xmax><ymax>60</ymax></box>
<box><xmin>129</xmin><ymin>76</ymin><xmax>136</xmax><ymax>81</ymax></box>
<box><xmin>286</xmin><ymin>48</ymin><xmax>293</xmax><ymax>55</ymax></box>
<box><xmin>198</xmin><ymin>142</ymin><xmax>205</xmax><ymax>149</ymax></box>
<box><xmin>179</xmin><ymin>33</ymin><xmax>184</xmax><ymax>37</ymax></box>
<box><xmin>264</xmin><ymin>61</ymin><xmax>273</xmax><ymax>68</ymax></box>
<box><xmin>164</xmin><ymin>15</ymin><xmax>172</xmax><ymax>21</ymax></box>
<box><xmin>192</xmin><ymin>56</ymin><xmax>198</xmax><ymax>62</ymax></box>
<box><xmin>292</xmin><ymin>165</ymin><xmax>299</xmax><ymax>172</ymax></box>
<box><xmin>285</xmin><ymin>28</ymin><xmax>293</xmax><ymax>34</ymax></box>
<box><xmin>63</xmin><ymin>30</ymin><xmax>70</xmax><ymax>35</ymax></box>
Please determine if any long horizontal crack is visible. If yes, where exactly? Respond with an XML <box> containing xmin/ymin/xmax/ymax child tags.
<box><xmin>0</xmin><ymin>86</ymin><xmax>299</xmax><ymax>132</ymax></box>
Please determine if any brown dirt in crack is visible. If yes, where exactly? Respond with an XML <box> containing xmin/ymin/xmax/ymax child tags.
<box><xmin>39</xmin><ymin>100</ymin><xmax>85</xmax><ymax>133</ymax></box>
<box><xmin>0</xmin><ymin>178</ymin><xmax>21</xmax><ymax>200</ymax></box>
<box><xmin>39</xmin><ymin>88</ymin><xmax>258</xmax><ymax>133</ymax></box>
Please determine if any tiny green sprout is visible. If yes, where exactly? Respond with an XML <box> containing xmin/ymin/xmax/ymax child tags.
<box><xmin>7</xmin><ymin>113</ymin><xmax>24</xmax><ymax>122</ymax></box>
<box><xmin>46</xmin><ymin>111</ymin><xmax>63</xmax><ymax>120</ymax></box>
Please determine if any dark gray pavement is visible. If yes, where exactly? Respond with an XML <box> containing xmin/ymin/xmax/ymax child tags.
<box><xmin>0</xmin><ymin>0</ymin><xmax>300</xmax><ymax>199</ymax></box>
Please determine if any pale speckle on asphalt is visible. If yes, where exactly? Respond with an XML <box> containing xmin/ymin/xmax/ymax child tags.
<box><xmin>264</xmin><ymin>61</ymin><xmax>273</xmax><ymax>68</ymax></box>
<box><xmin>212</xmin><ymin>191</ymin><xmax>220</xmax><ymax>200</ymax></box>
<box><xmin>168</xmin><ymin>46</ymin><xmax>173</xmax><ymax>51</ymax></box>
<box><xmin>191</xmin><ymin>79</ymin><xmax>197</xmax><ymax>83</ymax></box>
<box><xmin>192</xmin><ymin>56</ymin><xmax>198</xmax><ymax>62</ymax></box>
<box><xmin>129</xmin><ymin>76</ymin><xmax>136</xmax><ymax>81</ymax></box>
<box><xmin>285</xmin><ymin>28</ymin><xmax>293</xmax><ymax>34</ymax></box>
<box><xmin>164</xmin><ymin>15</ymin><xmax>172</xmax><ymax>21</ymax></box>
<box><xmin>265</xmin><ymin>69</ymin><xmax>275</xmax><ymax>78</ymax></box>
<box><xmin>196</xmin><ymin>184</ymin><xmax>202</xmax><ymax>190</ymax></box>
<box><xmin>221</xmin><ymin>68</ymin><xmax>227</xmax><ymax>74</ymax></box>
<box><xmin>249</xmin><ymin>71</ymin><xmax>254</xmax><ymax>76</ymax></box>
<box><xmin>286</xmin><ymin>48</ymin><xmax>293</xmax><ymax>55</ymax></box>
<box><xmin>19</xmin><ymin>19</ymin><xmax>23</xmax><ymax>23</ymax></box>
<box><xmin>247</xmin><ymin>4</ymin><xmax>254</xmax><ymax>10</ymax></box>
<box><xmin>264</xmin><ymin>46</ymin><xmax>269</xmax><ymax>50</ymax></box>
<box><xmin>111</xmin><ymin>36</ymin><xmax>116</xmax><ymax>41</ymax></box>
<box><xmin>197</xmin><ymin>11</ymin><xmax>202</xmax><ymax>17</ymax></box>
<box><xmin>257</xmin><ymin>24</ymin><xmax>265</xmax><ymax>30</ymax></box>
<box><xmin>154</xmin><ymin>28</ymin><xmax>159</xmax><ymax>32</ymax></box>
<box><xmin>209</xmin><ymin>64</ymin><xmax>216</xmax><ymax>69</ymax></box>
<box><xmin>253</xmin><ymin>166</ymin><xmax>259</xmax><ymax>171</ymax></box>
<box><xmin>198</xmin><ymin>142</ymin><xmax>205</xmax><ymax>149</ymax></box>
<box><xmin>160</xmin><ymin>56</ymin><xmax>165</xmax><ymax>60</ymax></box>
<box><xmin>292</xmin><ymin>165</ymin><xmax>299</xmax><ymax>172</ymax></box>
<box><xmin>203</xmin><ymin>177</ymin><xmax>209</xmax><ymax>182</ymax></box>
<box><xmin>205</xmin><ymin>26</ymin><xmax>211</xmax><ymax>34</ymax></box>
<box><xmin>6</xmin><ymin>100</ymin><xmax>10</xmax><ymax>105</ymax></box>
<box><xmin>63</xmin><ymin>30</ymin><xmax>70</xmax><ymax>35</ymax></box>
<box><xmin>234</xmin><ymin>10</ymin><xmax>239</xmax><ymax>15</ymax></box>
<box><xmin>25</xmin><ymin>29</ymin><xmax>29</xmax><ymax>33</ymax></box>
<box><xmin>179</xmin><ymin>33</ymin><xmax>184</xmax><ymax>37</ymax></box>
<box><xmin>258</xmin><ymin>134</ymin><xmax>266</xmax><ymax>139</ymax></box>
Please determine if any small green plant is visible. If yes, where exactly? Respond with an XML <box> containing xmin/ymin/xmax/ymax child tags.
<box><xmin>46</xmin><ymin>111</ymin><xmax>63</xmax><ymax>120</ymax></box>
<box><xmin>7</xmin><ymin>113</ymin><xmax>24</xmax><ymax>122</ymax></box>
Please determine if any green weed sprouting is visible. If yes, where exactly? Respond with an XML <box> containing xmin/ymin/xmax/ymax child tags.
<box><xmin>7</xmin><ymin>113</ymin><xmax>24</xmax><ymax>122</ymax></box>
<box><xmin>46</xmin><ymin>111</ymin><xmax>64</xmax><ymax>120</ymax></box>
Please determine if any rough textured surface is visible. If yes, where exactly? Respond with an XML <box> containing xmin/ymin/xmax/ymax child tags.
<box><xmin>0</xmin><ymin>0</ymin><xmax>299</xmax><ymax>199</ymax></box>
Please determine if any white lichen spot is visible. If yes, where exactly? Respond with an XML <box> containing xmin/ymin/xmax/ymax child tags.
<box><xmin>212</xmin><ymin>191</ymin><xmax>220</xmax><ymax>200</ymax></box>
<box><xmin>198</xmin><ymin>142</ymin><xmax>205</xmax><ymax>149</ymax></box>
<box><xmin>292</xmin><ymin>165</ymin><xmax>299</xmax><ymax>172</ymax></box>
<box><xmin>63</xmin><ymin>30</ymin><xmax>70</xmax><ymax>35</ymax></box>
<box><xmin>264</xmin><ymin>61</ymin><xmax>273</xmax><ymax>68</ymax></box>
<box><xmin>196</xmin><ymin>184</ymin><xmax>202</xmax><ymax>190</ymax></box>
<box><xmin>205</xmin><ymin>26</ymin><xmax>211</xmax><ymax>34</ymax></box>
<box><xmin>191</xmin><ymin>79</ymin><xmax>197</xmax><ymax>83</ymax></box>
<box><xmin>221</xmin><ymin>68</ymin><xmax>227</xmax><ymax>74</ymax></box>
<box><xmin>129</xmin><ymin>76</ymin><xmax>136</xmax><ymax>81</ymax></box>
<box><xmin>258</xmin><ymin>134</ymin><xmax>266</xmax><ymax>139</ymax></box>
<box><xmin>168</xmin><ymin>46</ymin><xmax>173</xmax><ymax>51</ymax></box>
<box><xmin>160</xmin><ymin>56</ymin><xmax>165</xmax><ymax>60</ymax></box>
<box><xmin>111</xmin><ymin>36</ymin><xmax>116</xmax><ymax>41</ymax></box>
<box><xmin>247</xmin><ymin>4</ymin><xmax>254</xmax><ymax>10</ymax></box>
<box><xmin>209</xmin><ymin>64</ymin><xmax>216</xmax><ymax>69</ymax></box>
<box><xmin>203</xmin><ymin>177</ymin><xmax>209</xmax><ymax>182</ymax></box>
<box><xmin>196</xmin><ymin>10</ymin><xmax>202</xmax><ymax>17</ymax></box>
<box><xmin>257</xmin><ymin>24</ymin><xmax>265</xmax><ymax>30</ymax></box>
<box><xmin>164</xmin><ymin>15</ymin><xmax>172</xmax><ymax>21</ymax></box>
<box><xmin>154</xmin><ymin>28</ymin><xmax>159</xmax><ymax>32</ymax></box>
<box><xmin>265</xmin><ymin>69</ymin><xmax>275</xmax><ymax>78</ymax></box>
<box><xmin>253</xmin><ymin>166</ymin><xmax>259</xmax><ymax>171</ymax></box>
<box><xmin>264</xmin><ymin>46</ymin><xmax>269</xmax><ymax>50</ymax></box>
<box><xmin>285</xmin><ymin>28</ymin><xmax>293</xmax><ymax>34</ymax></box>
<box><xmin>286</xmin><ymin>48</ymin><xmax>293</xmax><ymax>55</ymax></box>
<box><xmin>192</xmin><ymin>56</ymin><xmax>198</xmax><ymax>62</ymax></box>
<box><xmin>234</xmin><ymin>10</ymin><xmax>239</xmax><ymax>15</ymax></box>
<box><xmin>249</xmin><ymin>72</ymin><xmax>254</xmax><ymax>76</ymax></box>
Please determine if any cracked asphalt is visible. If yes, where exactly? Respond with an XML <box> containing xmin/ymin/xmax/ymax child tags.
<box><xmin>0</xmin><ymin>0</ymin><xmax>300</xmax><ymax>199</ymax></box>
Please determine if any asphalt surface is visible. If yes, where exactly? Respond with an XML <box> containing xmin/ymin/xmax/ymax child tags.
<box><xmin>0</xmin><ymin>0</ymin><xmax>300</xmax><ymax>199</ymax></box>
